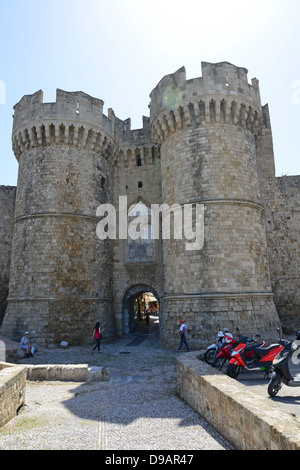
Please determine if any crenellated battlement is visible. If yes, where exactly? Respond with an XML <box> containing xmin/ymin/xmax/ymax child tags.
<box><xmin>11</xmin><ymin>62</ymin><xmax>265</xmax><ymax>160</ymax></box>
<box><xmin>12</xmin><ymin>90</ymin><xmax>121</xmax><ymax>159</ymax></box>
<box><xmin>12</xmin><ymin>89</ymin><xmax>155</xmax><ymax>164</ymax></box>
<box><xmin>149</xmin><ymin>61</ymin><xmax>263</xmax><ymax>143</ymax></box>
<box><xmin>12</xmin><ymin>89</ymin><xmax>124</xmax><ymax>161</ymax></box>
<box><xmin>12</xmin><ymin>119</ymin><xmax>121</xmax><ymax>161</ymax></box>
<box><xmin>13</xmin><ymin>89</ymin><xmax>106</xmax><ymax>131</ymax></box>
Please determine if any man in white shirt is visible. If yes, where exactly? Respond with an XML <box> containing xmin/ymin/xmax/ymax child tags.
<box><xmin>176</xmin><ymin>319</ymin><xmax>190</xmax><ymax>352</ymax></box>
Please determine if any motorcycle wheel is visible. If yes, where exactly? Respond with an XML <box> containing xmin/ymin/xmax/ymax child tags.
<box><xmin>268</xmin><ymin>376</ymin><xmax>282</xmax><ymax>397</ymax></box>
<box><xmin>204</xmin><ymin>349</ymin><xmax>217</xmax><ymax>365</ymax></box>
<box><xmin>227</xmin><ymin>363</ymin><xmax>241</xmax><ymax>379</ymax></box>
<box><xmin>214</xmin><ymin>357</ymin><xmax>226</xmax><ymax>371</ymax></box>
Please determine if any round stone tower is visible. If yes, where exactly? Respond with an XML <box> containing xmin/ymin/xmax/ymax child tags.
<box><xmin>150</xmin><ymin>62</ymin><xmax>280</xmax><ymax>347</ymax></box>
<box><xmin>1</xmin><ymin>89</ymin><xmax>118</xmax><ymax>346</ymax></box>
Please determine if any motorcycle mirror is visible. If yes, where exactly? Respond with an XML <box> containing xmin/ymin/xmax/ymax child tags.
<box><xmin>276</xmin><ymin>327</ymin><xmax>282</xmax><ymax>339</ymax></box>
<box><xmin>292</xmin><ymin>342</ymin><xmax>298</xmax><ymax>351</ymax></box>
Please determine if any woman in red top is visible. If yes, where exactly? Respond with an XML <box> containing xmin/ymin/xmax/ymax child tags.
<box><xmin>92</xmin><ymin>321</ymin><xmax>103</xmax><ymax>353</ymax></box>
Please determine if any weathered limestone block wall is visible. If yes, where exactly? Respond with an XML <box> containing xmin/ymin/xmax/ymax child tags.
<box><xmin>112</xmin><ymin>118</ymin><xmax>164</xmax><ymax>335</ymax></box>
<box><xmin>0</xmin><ymin>186</ymin><xmax>16</xmax><ymax>324</ymax></box>
<box><xmin>177</xmin><ymin>353</ymin><xmax>300</xmax><ymax>450</ymax></box>
<box><xmin>255</xmin><ymin>104</ymin><xmax>300</xmax><ymax>333</ymax></box>
<box><xmin>0</xmin><ymin>362</ymin><xmax>27</xmax><ymax>428</ymax></box>
<box><xmin>25</xmin><ymin>363</ymin><xmax>109</xmax><ymax>382</ymax></box>
<box><xmin>150</xmin><ymin>62</ymin><xmax>280</xmax><ymax>348</ymax></box>
<box><xmin>1</xmin><ymin>90</ymin><xmax>120</xmax><ymax>346</ymax></box>
<box><xmin>264</xmin><ymin>176</ymin><xmax>300</xmax><ymax>332</ymax></box>
<box><xmin>164</xmin><ymin>293</ymin><xmax>278</xmax><ymax>350</ymax></box>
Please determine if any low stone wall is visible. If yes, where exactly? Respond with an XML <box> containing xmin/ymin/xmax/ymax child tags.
<box><xmin>0</xmin><ymin>362</ymin><xmax>27</xmax><ymax>428</ymax></box>
<box><xmin>25</xmin><ymin>364</ymin><xmax>109</xmax><ymax>382</ymax></box>
<box><xmin>0</xmin><ymin>335</ymin><xmax>19</xmax><ymax>363</ymax></box>
<box><xmin>177</xmin><ymin>353</ymin><xmax>300</xmax><ymax>450</ymax></box>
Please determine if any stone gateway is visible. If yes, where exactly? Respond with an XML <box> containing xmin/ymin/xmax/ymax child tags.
<box><xmin>0</xmin><ymin>62</ymin><xmax>299</xmax><ymax>348</ymax></box>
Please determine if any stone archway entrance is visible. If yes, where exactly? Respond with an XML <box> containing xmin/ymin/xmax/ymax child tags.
<box><xmin>122</xmin><ymin>284</ymin><xmax>160</xmax><ymax>335</ymax></box>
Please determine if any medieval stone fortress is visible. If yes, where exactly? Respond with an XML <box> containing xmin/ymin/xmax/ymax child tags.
<box><xmin>0</xmin><ymin>61</ymin><xmax>299</xmax><ymax>349</ymax></box>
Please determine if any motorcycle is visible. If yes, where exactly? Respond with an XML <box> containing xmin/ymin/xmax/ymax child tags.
<box><xmin>268</xmin><ymin>328</ymin><xmax>300</xmax><ymax>397</ymax></box>
<box><xmin>213</xmin><ymin>328</ymin><xmax>255</xmax><ymax>371</ymax></box>
<box><xmin>213</xmin><ymin>339</ymin><xmax>236</xmax><ymax>371</ymax></box>
<box><xmin>204</xmin><ymin>329</ymin><xmax>229</xmax><ymax>365</ymax></box>
<box><xmin>226</xmin><ymin>331</ymin><xmax>283</xmax><ymax>379</ymax></box>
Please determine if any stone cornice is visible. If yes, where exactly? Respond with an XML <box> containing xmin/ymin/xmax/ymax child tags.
<box><xmin>12</xmin><ymin>120</ymin><xmax>119</xmax><ymax>161</ymax></box>
<box><xmin>150</xmin><ymin>97</ymin><xmax>263</xmax><ymax>144</ymax></box>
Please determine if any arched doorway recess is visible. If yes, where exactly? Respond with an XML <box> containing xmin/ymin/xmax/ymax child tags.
<box><xmin>122</xmin><ymin>284</ymin><xmax>160</xmax><ymax>335</ymax></box>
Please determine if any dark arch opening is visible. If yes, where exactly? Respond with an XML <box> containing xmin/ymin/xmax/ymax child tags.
<box><xmin>122</xmin><ymin>284</ymin><xmax>160</xmax><ymax>335</ymax></box>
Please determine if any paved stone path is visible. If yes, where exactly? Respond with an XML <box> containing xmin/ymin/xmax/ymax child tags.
<box><xmin>0</xmin><ymin>323</ymin><xmax>235</xmax><ymax>451</ymax></box>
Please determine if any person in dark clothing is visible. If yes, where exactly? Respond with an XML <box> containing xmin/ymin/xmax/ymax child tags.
<box><xmin>92</xmin><ymin>321</ymin><xmax>104</xmax><ymax>353</ymax></box>
<box><xmin>176</xmin><ymin>319</ymin><xmax>190</xmax><ymax>352</ymax></box>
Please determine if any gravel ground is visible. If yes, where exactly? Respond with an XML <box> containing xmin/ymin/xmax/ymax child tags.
<box><xmin>0</xmin><ymin>327</ymin><xmax>235</xmax><ymax>451</ymax></box>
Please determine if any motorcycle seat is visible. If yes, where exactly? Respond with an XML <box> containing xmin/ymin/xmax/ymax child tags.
<box><xmin>254</xmin><ymin>344</ymin><xmax>280</xmax><ymax>357</ymax></box>
<box><xmin>244</xmin><ymin>341</ymin><xmax>265</xmax><ymax>353</ymax></box>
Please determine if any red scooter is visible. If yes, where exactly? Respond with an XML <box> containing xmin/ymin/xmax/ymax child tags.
<box><xmin>213</xmin><ymin>329</ymin><xmax>255</xmax><ymax>371</ymax></box>
<box><xmin>226</xmin><ymin>333</ymin><xmax>283</xmax><ymax>379</ymax></box>
<box><xmin>213</xmin><ymin>340</ymin><xmax>236</xmax><ymax>371</ymax></box>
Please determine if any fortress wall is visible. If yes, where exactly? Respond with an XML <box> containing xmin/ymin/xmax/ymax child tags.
<box><xmin>159</xmin><ymin>124</ymin><xmax>271</xmax><ymax>295</ymax></box>
<box><xmin>254</xmin><ymin>103</ymin><xmax>300</xmax><ymax>332</ymax></box>
<box><xmin>150</xmin><ymin>61</ymin><xmax>280</xmax><ymax>347</ymax></box>
<box><xmin>264</xmin><ymin>175</ymin><xmax>300</xmax><ymax>332</ymax></box>
<box><xmin>1</xmin><ymin>90</ymin><xmax>120</xmax><ymax>346</ymax></box>
<box><xmin>0</xmin><ymin>186</ymin><xmax>16</xmax><ymax>325</ymax></box>
<box><xmin>112</xmin><ymin>123</ymin><xmax>164</xmax><ymax>335</ymax></box>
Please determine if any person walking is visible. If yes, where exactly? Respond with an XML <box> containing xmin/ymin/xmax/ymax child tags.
<box><xmin>145</xmin><ymin>310</ymin><xmax>150</xmax><ymax>329</ymax></box>
<box><xmin>92</xmin><ymin>322</ymin><xmax>104</xmax><ymax>353</ymax></box>
<box><xmin>176</xmin><ymin>319</ymin><xmax>190</xmax><ymax>352</ymax></box>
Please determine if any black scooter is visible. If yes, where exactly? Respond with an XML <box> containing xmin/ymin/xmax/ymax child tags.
<box><xmin>267</xmin><ymin>328</ymin><xmax>300</xmax><ymax>397</ymax></box>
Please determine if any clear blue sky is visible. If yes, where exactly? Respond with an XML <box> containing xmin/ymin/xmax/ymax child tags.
<box><xmin>0</xmin><ymin>0</ymin><xmax>300</xmax><ymax>186</ymax></box>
